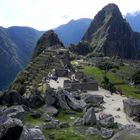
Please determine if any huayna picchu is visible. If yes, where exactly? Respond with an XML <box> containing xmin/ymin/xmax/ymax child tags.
<box><xmin>69</xmin><ymin>3</ymin><xmax>140</xmax><ymax>59</ymax></box>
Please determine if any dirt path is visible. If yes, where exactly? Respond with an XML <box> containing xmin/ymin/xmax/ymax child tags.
<box><xmin>87</xmin><ymin>88</ymin><xmax>140</xmax><ymax>128</ymax></box>
<box><xmin>49</xmin><ymin>77</ymin><xmax>140</xmax><ymax>128</ymax></box>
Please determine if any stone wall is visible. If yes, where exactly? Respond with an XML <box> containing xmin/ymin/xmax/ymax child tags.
<box><xmin>64</xmin><ymin>80</ymin><xmax>98</xmax><ymax>91</ymax></box>
<box><xmin>123</xmin><ymin>98</ymin><xmax>140</xmax><ymax>117</ymax></box>
<box><xmin>56</xmin><ymin>69</ymin><xmax>68</xmax><ymax>77</ymax></box>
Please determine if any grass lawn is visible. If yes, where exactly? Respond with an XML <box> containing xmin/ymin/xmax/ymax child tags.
<box><xmin>83</xmin><ymin>66</ymin><xmax>140</xmax><ymax>99</ymax></box>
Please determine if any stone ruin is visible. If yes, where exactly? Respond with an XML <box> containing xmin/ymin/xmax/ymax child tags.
<box><xmin>55</xmin><ymin>68</ymin><xmax>68</xmax><ymax>77</ymax></box>
<box><xmin>123</xmin><ymin>98</ymin><xmax>140</xmax><ymax>122</ymax></box>
<box><xmin>63</xmin><ymin>72</ymin><xmax>98</xmax><ymax>91</ymax></box>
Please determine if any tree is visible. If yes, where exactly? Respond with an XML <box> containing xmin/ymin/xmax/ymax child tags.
<box><xmin>132</xmin><ymin>70</ymin><xmax>140</xmax><ymax>86</ymax></box>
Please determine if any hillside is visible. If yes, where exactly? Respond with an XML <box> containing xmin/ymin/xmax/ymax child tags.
<box><xmin>0</xmin><ymin>26</ymin><xmax>42</xmax><ymax>89</ymax></box>
<box><xmin>69</xmin><ymin>4</ymin><xmax>140</xmax><ymax>59</ymax></box>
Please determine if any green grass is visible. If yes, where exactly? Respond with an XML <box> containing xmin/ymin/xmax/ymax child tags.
<box><xmin>42</xmin><ymin>127</ymin><xmax>104</xmax><ymax>140</ymax></box>
<box><xmin>23</xmin><ymin>110</ymin><xmax>44</xmax><ymax>127</ymax></box>
<box><xmin>83</xmin><ymin>66</ymin><xmax>140</xmax><ymax>99</ymax></box>
<box><xmin>41</xmin><ymin>109</ymin><xmax>104</xmax><ymax>140</ymax></box>
<box><xmin>106</xmin><ymin>72</ymin><xmax>123</xmax><ymax>83</ymax></box>
<box><xmin>83</xmin><ymin>67</ymin><xmax>104</xmax><ymax>85</ymax></box>
<box><xmin>123</xmin><ymin>135</ymin><xmax>140</xmax><ymax>140</ymax></box>
<box><xmin>43</xmin><ymin>128</ymin><xmax>85</xmax><ymax>140</ymax></box>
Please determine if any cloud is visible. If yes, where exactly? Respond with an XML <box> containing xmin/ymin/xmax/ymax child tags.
<box><xmin>61</xmin><ymin>15</ymin><xmax>70</xmax><ymax>19</ymax></box>
<box><xmin>0</xmin><ymin>0</ymin><xmax>140</xmax><ymax>30</ymax></box>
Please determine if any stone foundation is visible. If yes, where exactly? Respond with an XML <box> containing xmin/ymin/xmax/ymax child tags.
<box><xmin>64</xmin><ymin>80</ymin><xmax>98</xmax><ymax>91</ymax></box>
<box><xmin>123</xmin><ymin>98</ymin><xmax>140</xmax><ymax>117</ymax></box>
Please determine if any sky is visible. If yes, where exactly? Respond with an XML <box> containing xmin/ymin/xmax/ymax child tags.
<box><xmin>0</xmin><ymin>0</ymin><xmax>140</xmax><ymax>30</ymax></box>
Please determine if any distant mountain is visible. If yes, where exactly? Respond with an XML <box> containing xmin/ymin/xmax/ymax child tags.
<box><xmin>0</xmin><ymin>26</ymin><xmax>42</xmax><ymax>90</ymax></box>
<box><xmin>54</xmin><ymin>18</ymin><xmax>92</xmax><ymax>46</ymax></box>
<box><xmin>0</xmin><ymin>19</ymin><xmax>92</xmax><ymax>90</ymax></box>
<box><xmin>69</xmin><ymin>3</ymin><xmax>140</xmax><ymax>59</ymax></box>
<box><xmin>125</xmin><ymin>12</ymin><xmax>140</xmax><ymax>32</ymax></box>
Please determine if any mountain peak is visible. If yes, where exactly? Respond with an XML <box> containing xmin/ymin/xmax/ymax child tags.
<box><xmin>103</xmin><ymin>3</ymin><xmax>119</xmax><ymax>11</ymax></box>
<box><xmin>32</xmin><ymin>30</ymin><xmax>64</xmax><ymax>59</ymax></box>
<box><xmin>39</xmin><ymin>30</ymin><xmax>63</xmax><ymax>47</ymax></box>
<box><xmin>79</xmin><ymin>3</ymin><xmax>140</xmax><ymax>59</ymax></box>
<box><xmin>82</xmin><ymin>3</ymin><xmax>123</xmax><ymax>42</ymax></box>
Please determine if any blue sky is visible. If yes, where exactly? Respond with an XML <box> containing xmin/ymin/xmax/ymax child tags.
<box><xmin>0</xmin><ymin>0</ymin><xmax>140</xmax><ymax>30</ymax></box>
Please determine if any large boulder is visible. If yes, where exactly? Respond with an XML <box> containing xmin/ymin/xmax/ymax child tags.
<box><xmin>20</xmin><ymin>125</ymin><xmax>45</xmax><ymax>140</ymax></box>
<box><xmin>44</xmin><ymin>119</ymin><xmax>60</xmax><ymax>129</ymax></box>
<box><xmin>123</xmin><ymin>98</ymin><xmax>140</xmax><ymax>117</ymax></box>
<box><xmin>0</xmin><ymin>112</ymin><xmax>23</xmax><ymax>140</ymax></box>
<box><xmin>83</xmin><ymin>94</ymin><xmax>104</xmax><ymax>105</ymax></box>
<box><xmin>83</xmin><ymin>107</ymin><xmax>96</xmax><ymax>125</ymax></box>
<box><xmin>29</xmin><ymin>127</ymin><xmax>45</xmax><ymax>140</ymax></box>
<box><xmin>56</xmin><ymin>89</ymin><xmax>71</xmax><ymax>110</ymax></box>
<box><xmin>28</xmin><ymin>91</ymin><xmax>44</xmax><ymax>108</ymax></box>
<box><xmin>111</xmin><ymin>125</ymin><xmax>140</xmax><ymax>140</ymax></box>
<box><xmin>74</xmin><ymin>117</ymin><xmax>84</xmax><ymax>126</ymax></box>
<box><xmin>45</xmin><ymin>88</ymin><xmax>56</xmax><ymax>106</ymax></box>
<box><xmin>4</xmin><ymin>105</ymin><xmax>25</xmax><ymax>120</ymax></box>
<box><xmin>101</xmin><ymin>128</ymin><xmax>113</xmax><ymax>139</ymax></box>
<box><xmin>57</xmin><ymin>89</ymin><xmax>86</xmax><ymax>111</ymax></box>
<box><xmin>1</xmin><ymin>90</ymin><xmax>26</xmax><ymax>106</ymax></box>
<box><xmin>85</xmin><ymin>127</ymin><xmax>113</xmax><ymax>139</ymax></box>
<box><xmin>86</xmin><ymin>127</ymin><xmax>100</xmax><ymax>135</ymax></box>
<box><xmin>43</xmin><ymin>113</ymin><xmax>53</xmax><ymax>122</ymax></box>
<box><xmin>43</xmin><ymin>105</ymin><xmax>58</xmax><ymax>116</ymax></box>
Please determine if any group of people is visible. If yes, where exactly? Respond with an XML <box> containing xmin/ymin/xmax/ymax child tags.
<box><xmin>48</xmin><ymin>69</ymin><xmax>58</xmax><ymax>81</ymax></box>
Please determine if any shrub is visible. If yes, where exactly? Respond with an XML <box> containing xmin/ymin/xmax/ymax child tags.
<box><xmin>96</xmin><ymin>62</ymin><xmax>119</xmax><ymax>72</ymax></box>
<box><xmin>101</xmin><ymin>76</ymin><xmax>116</xmax><ymax>93</ymax></box>
<box><xmin>132</xmin><ymin>70</ymin><xmax>140</xmax><ymax>85</ymax></box>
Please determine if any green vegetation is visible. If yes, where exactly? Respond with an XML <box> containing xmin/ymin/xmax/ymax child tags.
<box><xmin>42</xmin><ymin>127</ymin><xmax>104</xmax><ymax>140</ymax></box>
<box><xmin>123</xmin><ymin>135</ymin><xmax>140</xmax><ymax>140</ymax></box>
<box><xmin>83</xmin><ymin>66</ymin><xmax>140</xmax><ymax>99</ymax></box>
<box><xmin>83</xmin><ymin>67</ymin><xmax>104</xmax><ymax>84</ymax></box>
<box><xmin>23</xmin><ymin>109</ymin><xmax>104</xmax><ymax>140</ymax></box>
<box><xmin>42</xmin><ymin>128</ymin><xmax>85</xmax><ymax>140</ymax></box>
<box><xmin>55</xmin><ymin>109</ymin><xmax>83</xmax><ymax>123</ymax></box>
<box><xmin>23</xmin><ymin>112</ymin><xmax>44</xmax><ymax>127</ymax></box>
<box><xmin>132</xmin><ymin>69</ymin><xmax>140</xmax><ymax>85</ymax></box>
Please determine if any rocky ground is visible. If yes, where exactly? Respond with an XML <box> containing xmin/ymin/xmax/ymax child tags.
<box><xmin>1</xmin><ymin>72</ymin><xmax>140</xmax><ymax>140</ymax></box>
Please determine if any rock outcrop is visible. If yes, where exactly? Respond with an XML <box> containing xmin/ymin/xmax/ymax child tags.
<box><xmin>0</xmin><ymin>112</ymin><xmax>23</xmax><ymax>140</ymax></box>
<box><xmin>123</xmin><ymin>98</ymin><xmax>140</xmax><ymax>117</ymax></box>
<box><xmin>32</xmin><ymin>30</ymin><xmax>64</xmax><ymax>59</ymax></box>
<box><xmin>111</xmin><ymin>125</ymin><xmax>140</xmax><ymax>140</ymax></box>
<box><xmin>83</xmin><ymin>107</ymin><xmax>96</xmax><ymax>125</ymax></box>
<box><xmin>83</xmin><ymin>94</ymin><xmax>104</xmax><ymax>105</ymax></box>
<box><xmin>4</xmin><ymin>105</ymin><xmax>25</xmax><ymax>120</ymax></box>
<box><xmin>20</xmin><ymin>125</ymin><xmax>45</xmax><ymax>140</ymax></box>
